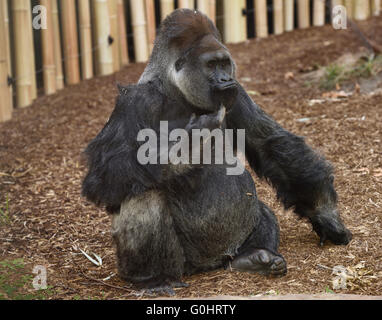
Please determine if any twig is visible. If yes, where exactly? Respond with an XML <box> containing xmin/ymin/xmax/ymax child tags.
<box><xmin>54</xmin><ymin>284</ymin><xmax>78</xmax><ymax>294</ymax></box>
<box><xmin>348</xmin><ymin>18</ymin><xmax>381</xmax><ymax>56</ymax></box>
<box><xmin>71</xmin><ymin>259</ymin><xmax>133</xmax><ymax>293</ymax></box>
<box><xmin>317</xmin><ymin>264</ymin><xmax>333</xmax><ymax>271</ymax></box>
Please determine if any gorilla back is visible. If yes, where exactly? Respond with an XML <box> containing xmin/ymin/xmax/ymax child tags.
<box><xmin>82</xmin><ymin>9</ymin><xmax>351</xmax><ymax>293</ymax></box>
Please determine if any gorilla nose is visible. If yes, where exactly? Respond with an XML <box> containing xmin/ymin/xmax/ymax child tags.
<box><xmin>219</xmin><ymin>75</ymin><xmax>233</xmax><ymax>82</ymax></box>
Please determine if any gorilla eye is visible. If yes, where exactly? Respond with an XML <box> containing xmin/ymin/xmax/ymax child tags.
<box><xmin>207</xmin><ymin>60</ymin><xmax>216</xmax><ymax>68</ymax></box>
<box><xmin>175</xmin><ymin>58</ymin><xmax>185</xmax><ymax>72</ymax></box>
<box><xmin>222</xmin><ymin>59</ymin><xmax>231</xmax><ymax>67</ymax></box>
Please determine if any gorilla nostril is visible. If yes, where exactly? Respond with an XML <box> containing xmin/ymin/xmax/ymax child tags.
<box><xmin>220</xmin><ymin>77</ymin><xmax>233</xmax><ymax>83</ymax></box>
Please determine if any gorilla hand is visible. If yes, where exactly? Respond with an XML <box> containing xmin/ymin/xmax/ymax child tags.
<box><xmin>309</xmin><ymin>213</ymin><xmax>352</xmax><ymax>246</ymax></box>
<box><xmin>186</xmin><ymin>106</ymin><xmax>226</xmax><ymax>132</ymax></box>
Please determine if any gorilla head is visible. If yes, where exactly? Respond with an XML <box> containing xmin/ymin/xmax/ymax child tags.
<box><xmin>140</xmin><ymin>9</ymin><xmax>238</xmax><ymax>111</ymax></box>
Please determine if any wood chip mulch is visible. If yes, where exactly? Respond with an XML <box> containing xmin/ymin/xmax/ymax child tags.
<box><xmin>1</xmin><ymin>17</ymin><xmax>382</xmax><ymax>299</ymax></box>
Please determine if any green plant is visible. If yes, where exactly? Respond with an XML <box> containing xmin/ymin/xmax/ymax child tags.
<box><xmin>320</xmin><ymin>64</ymin><xmax>345</xmax><ymax>90</ymax></box>
<box><xmin>325</xmin><ymin>286</ymin><xmax>334</xmax><ymax>294</ymax></box>
<box><xmin>319</xmin><ymin>55</ymin><xmax>382</xmax><ymax>90</ymax></box>
<box><xmin>0</xmin><ymin>259</ymin><xmax>53</xmax><ymax>300</ymax></box>
<box><xmin>350</xmin><ymin>55</ymin><xmax>382</xmax><ymax>78</ymax></box>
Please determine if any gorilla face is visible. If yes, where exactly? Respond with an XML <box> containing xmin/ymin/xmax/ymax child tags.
<box><xmin>171</xmin><ymin>36</ymin><xmax>238</xmax><ymax>112</ymax></box>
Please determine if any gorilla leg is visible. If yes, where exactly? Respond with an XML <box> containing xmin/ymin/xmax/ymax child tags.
<box><xmin>111</xmin><ymin>191</ymin><xmax>185</xmax><ymax>294</ymax></box>
<box><xmin>231</xmin><ymin>201</ymin><xmax>287</xmax><ymax>276</ymax></box>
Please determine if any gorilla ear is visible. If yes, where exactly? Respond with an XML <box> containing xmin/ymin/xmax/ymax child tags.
<box><xmin>175</xmin><ymin>57</ymin><xmax>186</xmax><ymax>72</ymax></box>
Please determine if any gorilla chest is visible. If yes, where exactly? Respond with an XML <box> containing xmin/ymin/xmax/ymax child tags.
<box><xmin>169</xmin><ymin>167</ymin><xmax>258</xmax><ymax>257</ymax></box>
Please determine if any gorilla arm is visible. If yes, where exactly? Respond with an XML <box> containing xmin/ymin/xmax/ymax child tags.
<box><xmin>82</xmin><ymin>84</ymin><xmax>163</xmax><ymax>213</ymax></box>
<box><xmin>82</xmin><ymin>82</ymin><xmax>224</xmax><ymax>213</ymax></box>
<box><xmin>226</xmin><ymin>84</ymin><xmax>352</xmax><ymax>245</ymax></box>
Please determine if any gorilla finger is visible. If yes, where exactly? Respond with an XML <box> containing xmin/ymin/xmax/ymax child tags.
<box><xmin>216</xmin><ymin>106</ymin><xmax>226</xmax><ymax>124</ymax></box>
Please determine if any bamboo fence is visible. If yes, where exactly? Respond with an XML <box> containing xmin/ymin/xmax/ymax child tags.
<box><xmin>0</xmin><ymin>0</ymin><xmax>380</xmax><ymax>122</ymax></box>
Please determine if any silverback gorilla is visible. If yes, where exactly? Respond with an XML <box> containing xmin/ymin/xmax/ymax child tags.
<box><xmin>82</xmin><ymin>9</ymin><xmax>352</xmax><ymax>294</ymax></box>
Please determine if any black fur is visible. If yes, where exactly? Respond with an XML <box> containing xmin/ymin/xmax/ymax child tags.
<box><xmin>82</xmin><ymin>9</ymin><xmax>352</xmax><ymax>290</ymax></box>
<box><xmin>226</xmin><ymin>85</ymin><xmax>352</xmax><ymax>245</ymax></box>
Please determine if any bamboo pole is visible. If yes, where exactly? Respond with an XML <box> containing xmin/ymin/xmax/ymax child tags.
<box><xmin>145</xmin><ymin>0</ymin><xmax>156</xmax><ymax>53</ymax></box>
<box><xmin>372</xmin><ymin>0</ymin><xmax>381</xmax><ymax>15</ymax></box>
<box><xmin>208</xmin><ymin>0</ymin><xmax>216</xmax><ymax>24</ymax></box>
<box><xmin>366</xmin><ymin>0</ymin><xmax>371</xmax><ymax>18</ymax></box>
<box><xmin>160</xmin><ymin>0</ymin><xmax>174</xmax><ymax>21</ymax></box>
<box><xmin>93</xmin><ymin>0</ymin><xmax>113</xmax><ymax>75</ymax></box>
<box><xmin>198</xmin><ymin>0</ymin><xmax>216</xmax><ymax>24</ymax></box>
<box><xmin>238</xmin><ymin>0</ymin><xmax>246</xmax><ymax>41</ymax></box>
<box><xmin>313</xmin><ymin>0</ymin><xmax>325</xmax><ymax>26</ymax></box>
<box><xmin>117</xmin><ymin>0</ymin><xmax>129</xmax><ymax>66</ymax></box>
<box><xmin>0</xmin><ymin>0</ymin><xmax>11</xmax><ymax>121</ymax></box>
<box><xmin>198</xmin><ymin>0</ymin><xmax>212</xmax><ymax>19</ymax></box>
<box><xmin>2</xmin><ymin>0</ymin><xmax>12</xmax><ymax>108</ymax></box>
<box><xmin>332</xmin><ymin>0</ymin><xmax>344</xmax><ymax>7</ymax></box>
<box><xmin>61</xmin><ymin>0</ymin><xmax>80</xmax><ymax>84</ymax></box>
<box><xmin>78</xmin><ymin>0</ymin><xmax>93</xmax><ymax>80</ymax></box>
<box><xmin>108</xmin><ymin>0</ymin><xmax>120</xmax><ymax>72</ymax></box>
<box><xmin>284</xmin><ymin>0</ymin><xmax>294</xmax><ymax>32</ymax></box>
<box><xmin>354</xmin><ymin>0</ymin><xmax>370</xmax><ymax>20</ymax></box>
<box><xmin>130</xmin><ymin>0</ymin><xmax>149</xmax><ymax>62</ymax></box>
<box><xmin>198</xmin><ymin>0</ymin><xmax>207</xmax><ymax>14</ymax></box>
<box><xmin>222</xmin><ymin>0</ymin><xmax>246</xmax><ymax>44</ymax></box>
<box><xmin>273</xmin><ymin>0</ymin><xmax>283</xmax><ymax>35</ymax></box>
<box><xmin>26</xmin><ymin>0</ymin><xmax>37</xmax><ymax>100</ymax></box>
<box><xmin>178</xmin><ymin>0</ymin><xmax>194</xmax><ymax>9</ymax></box>
<box><xmin>40</xmin><ymin>0</ymin><xmax>56</xmax><ymax>95</ymax></box>
<box><xmin>344</xmin><ymin>0</ymin><xmax>354</xmax><ymax>19</ymax></box>
<box><xmin>298</xmin><ymin>0</ymin><xmax>310</xmax><ymax>29</ymax></box>
<box><xmin>52</xmin><ymin>0</ymin><xmax>64</xmax><ymax>90</ymax></box>
<box><xmin>12</xmin><ymin>0</ymin><xmax>33</xmax><ymax>108</ymax></box>
<box><xmin>2</xmin><ymin>0</ymin><xmax>11</xmax><ymax>78</ymax></box>
<box><xmin>255</xmin><ymin>0</ymin><xmax>268</xmax><ymax>38</ymax></box>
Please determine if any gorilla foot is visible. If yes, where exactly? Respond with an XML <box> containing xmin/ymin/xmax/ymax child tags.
<box><xmin>231</xmin><ymin>249</ymin><xmax>287</xmax><ymax>276</ymax></box>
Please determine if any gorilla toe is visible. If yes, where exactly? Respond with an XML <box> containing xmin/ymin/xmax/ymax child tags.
<box><xmin>231</xmin><ymin>249</ymin><xmax>287</xmax><ymax>276</ymax></box>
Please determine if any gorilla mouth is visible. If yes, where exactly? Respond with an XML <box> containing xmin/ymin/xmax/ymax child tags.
<box><xmin>219</xmin><ymin>81</ymin><xmax>237</xmax><ymax>91</ymax></box>
<box><xmin>212</xmin><ymin>82</ymin><xmax>239</xmax><ymax>111</ymax></box>
<box><xmin>216</xmin><ymin>81</ymin><xmax>238</xmax><ymax>91</ymax></box>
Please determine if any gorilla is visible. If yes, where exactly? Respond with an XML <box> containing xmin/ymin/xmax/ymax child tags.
<box><xmin>82</xmin><ymin>9</ymin><xmax>352</xmax><ymax>294</ymax></box>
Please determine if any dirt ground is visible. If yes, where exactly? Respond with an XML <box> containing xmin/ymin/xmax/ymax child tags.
<box><xmin>1</xmin><ymin>17</ymin><xmax>382</xmax><ymax>300</ymax></box>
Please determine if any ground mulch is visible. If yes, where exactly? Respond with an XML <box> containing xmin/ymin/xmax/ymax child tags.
<box><xmin>0</xmin><ymin>17</ymin><xmax>381</xmax><ymax>299</ymax></box>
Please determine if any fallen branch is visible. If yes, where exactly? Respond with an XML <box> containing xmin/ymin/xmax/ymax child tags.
<box><xmin>348</xmin><ymin>18</ymin><xmax>382</xmax><ymax>56</ymax></box>
<box><xmin>71</xmin><ymin>258</ymin><xmax>134</xmax><ymax>294</ymax></box>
